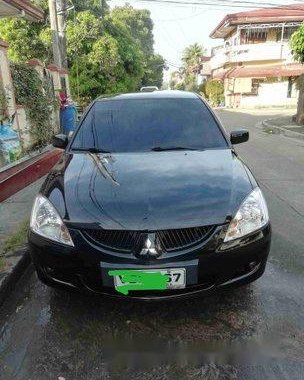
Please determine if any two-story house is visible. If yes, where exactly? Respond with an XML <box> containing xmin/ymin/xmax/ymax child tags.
<box><xmin>209</xmin><ymin>5</ymin><xmax>304</xmax><ymax>108</ymax></box>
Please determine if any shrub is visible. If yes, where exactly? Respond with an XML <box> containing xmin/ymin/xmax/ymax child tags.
<box><xmin>205</xmin><ymin>79</ymin><xmax>224</xmax><ymax>106</ymax></box>
<box><xmin>11</xmin><ymin>63</ymin><xmax>55</xmax><ymax>149</ymax></box>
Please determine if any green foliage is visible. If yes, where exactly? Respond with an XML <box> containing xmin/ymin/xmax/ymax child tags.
<box><xmin>0</xmin><ymin>256</ymin><xmax>4</xmax><ymax>271</ymax></box>
<box><xmin>0</xmin><ymin>2</ymin><xmax>164</xmax><ymax>103</ymax></box>
<box><xmin>142</xmin><ymin>54</ymin><xmax>165</xmax><ymax>88</ymax></box>
<box><xmin>184</xmin><ymin>73</ymin><xmax>199</xmax><ymax>92</ymax></box>
<box><xmin>291</xmin><ymin>24</ymin><xmax>304</xmax><ymax>64</ymax></box>
<box><xmin>291</xmin><ymin>25</ymin><xmax>304</xmax><ymax>123</ymax></box>
<box><xmin>110</xmin><ymin>5</ymin><xmax>164</xmax><ymax>87</ymax></box>
<box><xmin>11</xmin><ymin>63</ymin><xmax>53</xmax><ymax>147</ymax></box>
<box><xmin>175</xmin><ymin>82</ymin><xmax>185</xmax><ymax>91</ymax></box>
<box><xmin>2</xmin><ymin>221</ymin><xmax>28</xmax><ymax>255</ymax></box>
<box><xmin>67</xmin><ymin>10</ymin><xmax>145</xmax><ymax>100</ymax></box>
<box><xmin>32</xmin><ymin>0</ymin><xmax>48</xmax><ymax>11</ymax></box>
<box><xmin>72</xmin><ymin>0</ymin><xmax>109</xmax><ymax>16</ymax></box>
<box><xmin>0</xmin><ymin>18</ymin><xmax>50</xmax><ymax>63</ymax></box>
<box><xmin>171</xmin><ymin>43</ymin><xmax>206</xmax><ymax>92</ymax></box>
<box><xmin>205</xmin><ymin>79</ymin><xmax>224</xmax><ymax>106</ymax></box>
<box><xmin>0</xmin><ymin>79</ymin><xmax>8</xmax><ymax>122</ymax></box>
<box><xmin>111</xmin><ymin>5</ymin><xmax>154</xmax><ymax>56</ymax></box>
<box><xmin>198</xmin><ymin>81</ymin><xmax>207</xmax><ymax>98</ymax></box>
<box><xmin>182</xmin><ymin>43</ymin><xmax>206</xmax><ymax>74</ymax></box>
<box><xmin>66</xmin><ymin>11</ymin><xmax>102</xmax><ymax>58</ymax></box>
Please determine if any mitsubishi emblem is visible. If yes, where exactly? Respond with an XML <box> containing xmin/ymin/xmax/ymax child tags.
<box><xmin>139</xmin><ymin>233</ymin><xmax>161</xmax><ymax>257</ymax></box>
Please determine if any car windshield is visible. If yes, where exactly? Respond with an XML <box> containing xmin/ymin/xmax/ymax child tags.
<box><xmin>71</xmin><ymin>97</ymin><xmax>228</xmax><ymax>153</ymax></box>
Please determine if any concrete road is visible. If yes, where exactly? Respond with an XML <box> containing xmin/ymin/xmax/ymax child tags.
<box><xmin>1</xmin><ymin>109</ymin><xmax>304</xmax><ymax>380</ymax></box>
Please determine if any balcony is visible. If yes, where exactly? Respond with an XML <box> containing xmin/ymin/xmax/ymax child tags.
<box><xmin>209</xmin><ymin>42</ymin><xmax>292</xmax><ymax>70</ymax></box>
<box><xmin>228</xmin><ymin>42</ymin><xmax>291</xmax><ymax>63</ymax></box>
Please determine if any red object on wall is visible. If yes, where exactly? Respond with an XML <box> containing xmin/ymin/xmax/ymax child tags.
<box><xmin>0</xmin><ymin>149</ymin><xmax>62</xmax><ymax>202</ymax></box>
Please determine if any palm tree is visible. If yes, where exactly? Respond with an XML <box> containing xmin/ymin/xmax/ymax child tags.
<box><xmin>182</xmin><ymin>43</ymin><xmax>206</xmax><ymax>74</ymax></box>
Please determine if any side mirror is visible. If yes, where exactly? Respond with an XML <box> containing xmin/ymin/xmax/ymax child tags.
<box><xmin>230</xmin><ymin>129</ymin><xmax>249</xmax><ymax>145</ymax></box>
<box><xmin>53</xmin><ymin>134</ymin><xmax>68</xmax><ymax>149</ymax></box>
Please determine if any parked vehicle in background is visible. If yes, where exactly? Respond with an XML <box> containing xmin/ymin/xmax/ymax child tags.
<box><xmin>140</xmin><ymin>86</ymin><xmax>159</xmax><ymax>92</ymax></box>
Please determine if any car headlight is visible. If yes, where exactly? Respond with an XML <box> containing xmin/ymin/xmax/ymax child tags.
<box><xmin>30</xmin><ymin>194</ymin><xmax>74</xmax><ymax>247</ymax></box>
<box><xmin>224</xmin><ymin>187</ymin><xmax>269</xmax><ymax>242</ymax></box>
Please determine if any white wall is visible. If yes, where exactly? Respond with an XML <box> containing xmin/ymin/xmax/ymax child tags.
<box><xmin>0</xmin><ymin>47</ymin><xmax>17</xmax><ymax>126</ymax></box>
<box><xmin>240</xmin><ymin>81</ymin><xmax>298</xmax><ymax>108</ymax></box>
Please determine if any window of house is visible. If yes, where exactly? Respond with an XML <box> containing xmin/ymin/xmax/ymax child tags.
<box><xmin>276</xmin><ymin>26</ymin><xmax>299</xmax><ymax>42</ymax></box>
<box><xmin>251</xmin><ymin>79</ymin><xmax>264</xmax><ymax>95</ymax></box>
<box><xmin>227</xmin><ymin>78</ymin><xmax>234</xmax><ymax>92</ymax></box>
<box><xmin>241</xmin><ymin>29</ymin><xmax>268</xmax><ymax>44</ymax></box>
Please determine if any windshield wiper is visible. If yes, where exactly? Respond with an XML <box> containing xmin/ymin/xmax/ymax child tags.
<box><xmin>151</xmin><ymin>146</ymin><xmax>200</xmax><ymax>152</ymax></box>
<box><xmin>72</xmin><ymin>147</ymin><xmax>111</xmax><ymax>154</ymax></box>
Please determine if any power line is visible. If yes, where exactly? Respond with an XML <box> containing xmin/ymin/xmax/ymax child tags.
<box><xmin>166</xmin><ymin>60</ymin><xmax>182</xmax><ymax>68</ymax></box>
<box><xmin>157</xmin><ymin>21</ymin><xmax>181</xmax><ymax>52</ymax></box>
<box><xmin>153</xmin><ymin>10</ymin><xmax>209</xmax><ymax>22</ymax></box>
<box><xmin>115</xmin><ymin>0</ymin><xmax>304</xmax><ymax>11</ymax></box>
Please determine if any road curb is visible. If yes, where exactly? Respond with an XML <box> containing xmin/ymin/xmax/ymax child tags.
<box><xmin>262</xmin><ymin>119</ymin><xmax>304</xmax><ymax>141</ymax></box>
<box><xmin>0</xmin><ymin>247</ymin><xmax>31</xmax><ymax>307</ymax></box>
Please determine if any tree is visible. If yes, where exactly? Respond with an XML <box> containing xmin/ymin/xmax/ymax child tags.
<box><xmin>182</xmin><ymin>43</ymin><xmax>206</xmax><ymax>74</ymax></box>
<box><xmin>175</xmin><ymin>43</ymin><xmax>206</xmax><ymax>92</ymax></box>
<box><xmin>72</xmin><ymin>0</ymin><xmax>109</xmax><ymax>16</ymax></box>
<box><xmin>110</xmin><ymin>5</ymin><xmax>165</xmax><ymax>87</ymax></box>
<box><xmin>205</xmin><ymin>79</ymin><xmax>224</xmax><ymax>106</ymax></box>
<box><xmin>111</xmin><ymin>5</ymin><xmax>154</xmax><ymax>56</ymax></box>
<box><xmin>142</xmin><ymin>54</ymin><xmax>165</xmax><ymax>88</ymax></box>
<box><xmin>67</xmin><ymin>10</ymin><xmax>144</xmax><ymax>101</ymax></box>
<box><xmin>0</xmin><ymin>2</ymin><xmax>163</xmax><ymax>103</ymax></box>
<box><xmin>291</xmin><ymin>25</ymin><xmax>304</xmax><ymax>124</ymax></box>
<box><xmin>0</xmin><ymin>18</ymin><xmax>49</xmax><ymax>63</ymax></box>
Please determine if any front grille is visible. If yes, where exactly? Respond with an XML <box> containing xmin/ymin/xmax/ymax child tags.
<box><xmin>157</xmin><ymin>226</ymin><xmax>214</xmax><ymax>251</ymax></box>
<box><xmin>84</xmin><ymin>226</ymin><xmax>214</xmax><ymax>253</ymax></box>
<box><xmin>85</xmin><ymin>230</ymin><xmax>144</xmax><ymax>252</ymax></box>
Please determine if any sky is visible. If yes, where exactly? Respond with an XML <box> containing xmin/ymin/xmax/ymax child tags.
<box><xmin>109</xmin><ymin>0</ymin><xmax>300</xmax><ymax>79</ymax></box>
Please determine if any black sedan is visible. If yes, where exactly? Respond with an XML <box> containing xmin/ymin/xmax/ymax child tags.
<box><xmin>28</xmin><ymin>91</ymin><xmax>271</xmax><ymax>300</ymax></box>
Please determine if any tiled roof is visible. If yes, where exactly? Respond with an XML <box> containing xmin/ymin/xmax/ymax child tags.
<box><xmin>210</xmin><ymin>4</ymin><xmax>304</xmax><ymax>39</ymax></box>
<box><xmin>3</xmin><ymin>0</ymin><xmax>44</xmax><ymax>21</ymax></box>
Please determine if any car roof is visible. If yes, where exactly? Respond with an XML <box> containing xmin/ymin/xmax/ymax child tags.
<box><xmin>96</xmin><ymin>90</ymin><xmax>199</xmax><ymax>101</ymax></box>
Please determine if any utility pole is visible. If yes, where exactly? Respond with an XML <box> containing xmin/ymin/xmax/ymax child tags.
<box><xmin>48</xmin><ymin>0</ymin><xmax>62</xmax><ymax>67</ymax></box>
<box><xmin>57</xmin><ymin>0</ymin><xmax>68</xmax><ymax>69</ymax></box>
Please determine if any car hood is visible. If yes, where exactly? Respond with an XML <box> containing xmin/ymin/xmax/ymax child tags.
<box><xmin>43</xmin><ymin>150</ymin><xmax>254</xmax><ymax>230</ymax></box>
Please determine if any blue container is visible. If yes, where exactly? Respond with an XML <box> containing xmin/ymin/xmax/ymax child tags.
<box><xmin>0</xmin><ymin>124</ymin><xmax>21</xmax><ymax>166</ymax></box>
<box><xmin>61</xmin><ymin>105</ymin><xmax>77</xmax><ymax>135</ymax></box>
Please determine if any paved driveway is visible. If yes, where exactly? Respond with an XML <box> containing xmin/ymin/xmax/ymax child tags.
<box><xmin>0</xmin><ymin>109</ymin><xmax>303</xmax><ymax>380</ymax></box>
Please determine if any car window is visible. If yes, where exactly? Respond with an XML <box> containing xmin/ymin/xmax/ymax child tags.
<box><xmin>71</xmin><ymin>98</ymin><xmax>228</xmax><ymax>153</ymax></box>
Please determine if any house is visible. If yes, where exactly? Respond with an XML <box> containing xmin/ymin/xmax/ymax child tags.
<box><xmin>0</xmin><ymin>1</ymin><xmax>44</xmax><ymax>131</ymax></box>
<box><xmin>0</xmin><ymin>1</ymin><xmax>71</xmax><ymax>153</ymax></box>
<box><xmin>199</xmin><ymin>55</ymin><xmax>211</xmax><ymax>82</ymax></box>
<box><xmin>209</xmin><ymin>4</ymin><xmax>304</xmax><ymax>108</ymax></box>
<box><xmin>0</xmin><ymin>0</ymin><xmax>44</xmax><ymax>20</ymax></box>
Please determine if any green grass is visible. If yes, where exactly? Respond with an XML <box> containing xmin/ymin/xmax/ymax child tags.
<box><xmin>3</xmin><ymin>221</ymin><xmax>29</xmax><ymax>255</ymax></box>
<box><xmin>0</xmin><ymin>256</ymin><xmax>5</xmax><ymax>271</ymax></box>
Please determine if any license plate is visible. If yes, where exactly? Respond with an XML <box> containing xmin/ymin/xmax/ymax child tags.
<box><xmin>109</xmin><ymin>268</ymin><xmax>186</xmax><ymax>295</ymax></box>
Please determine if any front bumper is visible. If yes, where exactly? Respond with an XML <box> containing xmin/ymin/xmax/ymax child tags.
<box><xmin>28</xmin><ymin>224</ymin><xmax>271</xmax><ymax>300</ymax></box>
